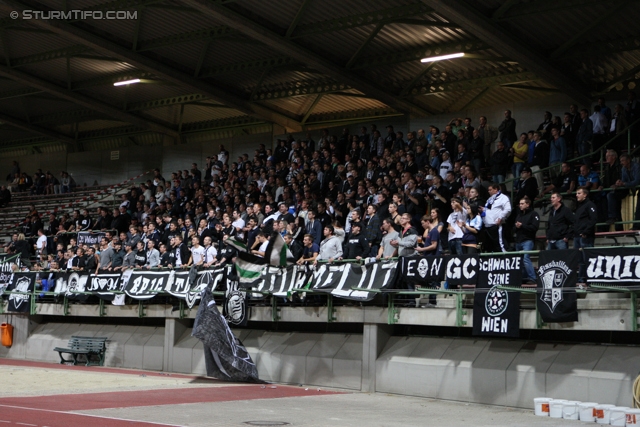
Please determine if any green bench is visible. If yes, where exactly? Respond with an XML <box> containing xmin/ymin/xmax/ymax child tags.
<box><xmin>53</xmin><ymin>336</ymin><xmax>108</xmax><ymax>366</ymax></box>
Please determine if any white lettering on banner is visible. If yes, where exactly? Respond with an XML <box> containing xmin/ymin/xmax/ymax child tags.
<box><xmin>447</xmin><ymin>257</ymin><xmax>477</xmax><ymax>280</ymax></box>
<box><xmin>173</xmin><ymin>277</ymin><xmax>187</xmax><ymax>293</ymax></box>
<box><xmin>130</xmin><ymin>276</ymin><xmax>164</xmax><ymax>294</ymax></box>
<box><xmin>587</xmin><ymin>255</ymin><xmax>640</xmax><ymax>281</ymax></box>
<box><xmin>481</xmin><ymin>317</ymin><xmax>508</xmax><ymax>333</ymax></box>
<box><xmin>406</xmin><ymin>259</ymin><xmax>416</xmax><ymax>277</ymax></box>
<box><xmin>447</xmin><ymin>257</ymin><xmax>461</xmax><ymax>279</ymax></box>
<box><xmin>487</xmin><ymin>273</ymin><xmax>510</xmax><ymax>285</ymax></box>
<box><xmin>480</xmin><ymin>256</ymin><xmax>521</xmax><ymax>271</ymax></box>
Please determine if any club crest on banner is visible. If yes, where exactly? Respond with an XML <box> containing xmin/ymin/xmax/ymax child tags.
<box><xmin>539</xmin><ymin>265</ymin><xmax>570</xmax><ymax>313</ymax></box>
<box><xmin>485</xmin><ymin>286</ymin><xmax>508</xmax><ymax>317</ymax></box>
<box><xmin>9</xmin><ymin>276</ymin><xmax>31</xmax><ymax>310</ymax></box>
<box><xmin>417</xmin><ymin>258</ymin><xmax>429</xmax><ymax>278</ymax></box>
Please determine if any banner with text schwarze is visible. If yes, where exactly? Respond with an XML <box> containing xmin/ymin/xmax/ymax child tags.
<box><xmin>311</xmin><ymin>260</ymin><xmax>398</xmax><ymax>301</ymax></box>
<box><xmin>473</xmin><ymin>255</ymin><xmax>522</xmax><ymax>338</ymax></box>
<box><xmin>586</xmin><ymin>248</ymin><xmax>640</xmax><ymax>283</ymax></box>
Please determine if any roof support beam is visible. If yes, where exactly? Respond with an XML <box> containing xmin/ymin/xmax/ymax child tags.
<box><xmin>400</xmin><ymin>63</ymin><xmax>435</xmax><ymax>96</ymax></box>
<box><xmin>178</xmin><ymin>0</ymin><xmax>433</xmax><ymax>116</ymax></box>
<box><xmin>352</xmin><ymin>39</ymin><xmax>489</xmax><ymax>69</ymax></box>
<box><xmin>500</xmin><ymin>84</ymin><xmax>560</xmax><ymax>93</ymax></box>
<box><xmin>421</xmin><ymin>0</ymin><xmax>591</xmax><ymax>106</ymax></box>
<box><xmin>561</xmin><ymin>36</ymin><xmax>640</xmax><ymax>60</ymax></box>
<box><xmin>406</xmin><ymin>71</ymin><xmax>538</xmax><ymax>96</ymax></box>
<box><xmin>390</xmin><ymin>19</ymin><xmax>460</xmax><ymax>29</ymax></box>
<box><xmin>4</xmin><ymin>0</ymin><xmax>304</xmax><ymax>132</ymax></box>
<box><xmin>346</xmin><ymin>23</ymin><xmax>384</xmax><ymax>69</ymax></box>
<box><xmin>491</xmin><ymin>0</ymin><xmax>520</xmax><ymax>20</ymax></box>
<box><xmin>252</xmin><ymin>81</ymin><xmax>354</xmax><ymax>101</ymax></box>
<box><xmin>0</xmin><ymin>64</ymin><xmax>180</xmax><ymax>137</ymax></box>
<box><xmin>600</xmin><ymin>64</ymin><xmax>640</xmax><ymax>93</ymax></box>
<box><xmin>457</xmin><ymin>87</ymin><xmax>491</xmax><ymax>112</ymax></box>
<box><xmin>301</xmin><ymin>94</ymin><xmax>323</xmax><ymax>125</ymax></box>
<box><xmin>550</xmin><ymin>1</ymin><xmax>629</xmax><ymax>59</ymax></box>
<box><xmin>0</xmin><ymin>111</ymin><xmax>76</xmax><ymax>144</ymax></box>
<box><xmin>285</xmin><ymin>0</ymin><xmax>312</xmax><ymax>38</ymax></box>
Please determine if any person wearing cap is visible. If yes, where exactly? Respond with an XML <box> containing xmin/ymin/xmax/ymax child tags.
<box><xmin>515</xmin><ymin>167</ymin><xmax>539</xmax><ymax>203</ymax></box>
<box><xmin>110</xmin><ymin>241</ymin><xmax>124</xmax><ymax>271</ymax></box>
<box><xmin>342</xmin><ymin>222</ymin><xmax>369</xmax><ymax>260</ymax></box>
<box><xmin>121</xmin><ymin>242</ymin><xmax>136</xmax><ymax>269</ymax></box>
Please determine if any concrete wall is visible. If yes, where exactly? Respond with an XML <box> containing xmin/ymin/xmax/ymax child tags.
<box><xmin>2</xmin><ymin>318</ymin><xmax>638</xmax><ymax>409</ymax></box>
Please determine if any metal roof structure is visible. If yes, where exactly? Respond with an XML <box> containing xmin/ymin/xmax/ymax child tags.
<box><xmin>0</xmin><ymin>0</ymin><xmax>637</xmax><ymax>154</ymax></box>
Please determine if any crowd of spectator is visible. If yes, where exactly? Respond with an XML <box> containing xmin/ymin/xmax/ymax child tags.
<box><xmin>5</xmin><ymin>162</ymin><xmax>77</xmax><ymax>195</ymax></box>
<box><xmin>4</xmin><ymin>93</ymin><xmax>640</xmax><ymax>286</ymax></box>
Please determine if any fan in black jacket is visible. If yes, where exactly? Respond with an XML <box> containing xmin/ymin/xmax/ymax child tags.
<box><xmin>546</xmin><ymin>193</ymin><xmax>575</xmax><ymax>250</ymax></box>
<box><xmin>574</xmin><ymin>187</ymin><xmax>598</xmax><ymax>282</ymax></box>
<box><xmin>514</xmin><ymin>197</ymin><xmax>540</xmax><ymax>283</ymax></box>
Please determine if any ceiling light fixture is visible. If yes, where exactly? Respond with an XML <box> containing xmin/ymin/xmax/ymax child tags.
<box><xmin>420</xmin><ymin>52</ymin><xmax>465</xmax><ymax>63</ymax></box>
<box><xmin>113</xmin><ymin>79</ymin><xmax>141</xmax><ymax>86</ymax></box>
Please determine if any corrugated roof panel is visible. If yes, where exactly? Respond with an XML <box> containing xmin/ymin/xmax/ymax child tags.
<box><xmin>77</xmin><ymin>119</ymin><xmax>129</xmax><ymax>132</ymax></box>
<box><xmin>297</xmin><ymin>0</ymin><xmax>418</xmax><ymax>27</ymax></box>
<box><xmin>147</xmin><ymin>41</ymin><xmax>207</xmax><ymax>72</ymax></box>
<box><xmin>17</xmin><ymin>59</ymin><xmax>70</xmax><ymax>86</ymax></box>
<box><xmin>69</xmin><ymin>57</ymin><xmax>138</xmax><ymax>82</ymax></box>
<box><xmin>183</xmin><ymin>105</ymin><xmax>249</xmax><ymax>123</ymax></box>
<box><xmin>135</xmin><ymin>6</ymin><xmax>225</xmax><ymax>42</ymax></box>
<box><xmin>369</xmin><ymin>22</ymin><xmax>470</xmax><ymax>54</ymax></box>
<box><xmin>201</xmin><ymin>40</ymin><xmax>286</xmax><ymax>69</ymax></box>
<box><xmin>261</xmin><ymin>96</ymin><xmax>316</xmax><ymax>116</ymax></box>
<box><xmin>309</xmin><ymin>94</ymin><xmax>389</xmax><ymax>114</ymax></box>
<box><xmin>0</xmin><ymin>25</ymin><xmax>70</xmax><ymax>58</ymax></box>
<box><xmin>233</xmin><ymin>0</ymin><xmax>304</xmax><ymax>31</ymax></box>
<box><xmin>78</xmin><ymin>83</ymin><xmax>193</xmax><ymax>107</ymax></box>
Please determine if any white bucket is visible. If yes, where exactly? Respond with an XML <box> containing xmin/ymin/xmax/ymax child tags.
<box><xmin>595</xmin><ymin>404</ymin><xmax>615</xmax><ymax>424</ymax></box>
<box><xmin>550</xmin><ymin>399</ymin><xmax>567</xmax><ymax>418</ymax></box>
<box><xmin>578</xmin><ymin>402</ymin><xmax>598</xmax><ymax>422</ymax></box>
<box><xmin>561</xmin><ymin>401</ymin><xmax>581</xmax><ymax>420</ymax></box>
<box><xmin>626</xmin><ymin>408</ymin><xmax>640</xmax><ymax>426</ymax></box>
<box><xmin>608</xmin><ymin>407</ymin><xmax>628</xmax><ymax>427</ymax></box>
<box><xmin>533</xmin><ymin>397</ymin><xmax>552</xmax><ymax>416</ymax></box>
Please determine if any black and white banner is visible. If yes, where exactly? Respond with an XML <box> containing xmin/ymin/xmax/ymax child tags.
<box><xmin>54</xmin><ymin>271</ymin><xmax>91</xmax><ymax>301</ymax></box>
<box><xmin>224</xmin><ymin>273</ymin><xmax>248</xmax><ymax>327</ymax></box>
<box><xmin>77</xmin><ymin>232</ymin><xmax>106</xmax><ymax>246</ymax></box>
<box><xmin>586</xmin><ymin>247</ymin><xmax>640</xmax><ymax>283</ymax></box>
<box><xmin>167</xmin><ymin>267</ymin><xmax>227</xmax><ymax>308</ymax></box>
<box><xmin>311</xmin><ymin>260</ymin><xmax>397</xmax><ymax>301</ymax></box>
<box><xmin>86</xmin><ymin>272</ymin><xmax>122</xmax><ymax>301</ymax></box>
<box><xmin>0</xmin><ymin>254</ymin><xmax>19</xmax><ymax>292</ymax></box>
<box><xmin>122</xmin><ymin>270</ymin><xmax>169</xmax><ymax>300</ymax></box>
<box><xmin>398</xmin><ymin>256</ymin><xmax>444</xmax><ymax>286</ymax></box>
<box><xmin>252</xmin><ymin>264</ymin><xmax>313</xmax><ymax>297</ymax></box>
<box><xmin>445</xmin><ymin>254</ymin><xmax>479</xmax><ymax>287</ymax></box>
<box><xmin>6</xmin><ymin>272</ymin><xmax>35</xmax><ymax>313</ymax></box>
<box><xmin>473</xmin><ymin>255</ymin><xmax>522</xmax><ymax>337</ymax></box>
<box><xmin>398</xmin><ymin>255</ymin><xmax>478</xmax><ymax>287</ymax></box>
<box><xmin>537</xmin><ymin>250</ymin><xmax>579</xmax><ymax>323</ymax></box>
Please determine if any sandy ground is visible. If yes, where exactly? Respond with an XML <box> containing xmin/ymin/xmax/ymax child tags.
<box><xmin>0</xmin><ymin>364</ymin><xmax>233</xmax><ymax>397</ymax></box>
